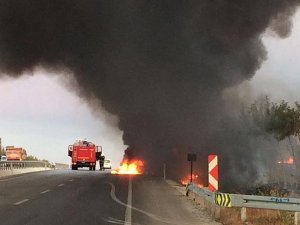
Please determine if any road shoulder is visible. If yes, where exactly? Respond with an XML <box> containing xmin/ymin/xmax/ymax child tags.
<box><xmin>165</xmin><ymin>179</ymin><xmax>222</xmax><ymax>225</ymax></box>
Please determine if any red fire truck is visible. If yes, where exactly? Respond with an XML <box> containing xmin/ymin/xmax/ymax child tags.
<box><xmin>68</xmin><ymin>140</ymin><xmax>102</xmax><ymax>170</ymax></box>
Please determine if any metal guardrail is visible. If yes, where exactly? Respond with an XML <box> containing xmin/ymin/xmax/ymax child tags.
<box><xmin>187</xmin><ymin>183</ymin><xmax>214</xmax><ymax>202</ymax></box>
<box><xmin>0</xmin><ymin>161</ymin><xmax>51</xmax><ymax>171</ymax></box>
<box><xmin>187</xmin><ymin>182</ymin><xmax>300</xmax><ymax>212</ymax></box>
<box><xmin>231</xmin><ymin>193</ymin><xmax>300</xmax><ymax>211</ymax></box>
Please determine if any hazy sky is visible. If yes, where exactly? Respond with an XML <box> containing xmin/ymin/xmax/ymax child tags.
<box><xmin>0</xmin><ymin>10</ymin><xmax>300</xmax><ymax>166</ymax></box>
<box><xmin>251</xmin><ymin>10</ymin><xmax>300</xmax><ymax>102</ymax></box>
<box><xmin>0</xmin><ymin>73</ymin><xmax>125</xmax><ymax>165</ymax></box>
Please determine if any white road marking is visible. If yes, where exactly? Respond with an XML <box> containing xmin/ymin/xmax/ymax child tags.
<box><xmin>40</xmin><ymin>189</ymin><xmax>50</xmax><ymax>194</ymax></box>
<box><xmin>106</xmin><ymin>181</ymin><xmax>194</xmax><ymax>225</ymax></box>
<box><xmin>58</xmin><ymin>183</ymin><xmax>65</xmax><ymax>187</ymax></box>
<box><xmin>125</xmin><ymin>176</ymin><xmax>132</xmax><ymax>225</ymax></box>
<box><xmin>68</xmin><ymin>179</ymin><xmax>74</xmax><ymax>182</ymax></box>
<box><xmin>103</xmin><ymin>217</ymin><xmax>125</xmax><ymax>224</ymax></box>
<box><xmin>13</xmin><ymin>199</ymin><xmax>29</xmax><ymax>206</ymax></box>
<box><xmin>103</xmin><ymin>217</ymin><xmax>142</xmax><ymax>225</ymax></box>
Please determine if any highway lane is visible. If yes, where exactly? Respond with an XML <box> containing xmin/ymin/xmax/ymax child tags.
<box><xmin>0</xmin><ymin>170</ymin><xmax>220</xmax><ymax>225</ymax></box>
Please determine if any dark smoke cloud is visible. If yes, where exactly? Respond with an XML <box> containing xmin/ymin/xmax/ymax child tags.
<box><xmin>0</xmin><ymin>0</ymin><xmax>299</xmax><ymax>190</ymax></box>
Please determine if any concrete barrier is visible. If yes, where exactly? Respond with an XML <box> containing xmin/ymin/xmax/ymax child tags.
<box><xmin>0</xmin><ymin>161</ymin><xmax>54</xmax><ymax>178</ymax></box>
<box><xmin>0</xmin><ymin>167</ymin><xmax>52</xmax><ymax>178</ymax></box>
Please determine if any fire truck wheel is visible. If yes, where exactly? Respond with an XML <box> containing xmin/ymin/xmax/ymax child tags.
<box><xmin>89</xmin><ymin>166</ymin><xmax>92</xmax><ymax>171</ymax></box>
<box><xmin>71</xmin><ymin>165</ymin><xmax>77</xmax><ymax>170</ymax></box>
<box><xmin>93</xmin><ymin>166</ymin><xmax>96</xmax><ymax>171</ymax></box>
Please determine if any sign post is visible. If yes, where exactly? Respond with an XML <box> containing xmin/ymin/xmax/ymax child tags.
<box><xmin>208</xmin><ymin>154</ymin><xmax>218</xmax><ymax>191</ymax></box>
<box><xmin>187</xmin><ymin>153</ymin><xmax>197</xmax><ymax>183</ymax></box>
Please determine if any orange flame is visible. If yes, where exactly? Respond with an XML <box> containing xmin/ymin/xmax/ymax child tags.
<box><xmin>278</xmin><ymin>156</ymin><xmax>294</xmax><ymax>164</ymax></box>
<box><xmin>180</xmin><ymin>173</ymin><xmax>203</xmax><ymax>188</ymax></box>
<box><xmin>111</xmin><ymin>159</ymin><xmax>144</xmax><ymax>175</ymax></box>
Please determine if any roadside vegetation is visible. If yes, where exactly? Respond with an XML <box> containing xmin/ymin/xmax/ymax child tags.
<box><xmin>243</xmin><ymin>96</ymin><xmax>300</xmax><ymax>193</ymax></box>
<box><xmin>25</xmin><ymin>155</ymin><xmax>52</xmax><ymax>167</ymax></box>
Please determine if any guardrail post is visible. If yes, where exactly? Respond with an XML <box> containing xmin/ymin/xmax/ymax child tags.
<box><xmin>241</xmin><ymin>207</ymin><xmax>247</xmax><ymax>222</ymax></box>
<box><xmin>295</xmin><ymin>212</ymin><xmax>300</xmax><ymax>225</ymax></box>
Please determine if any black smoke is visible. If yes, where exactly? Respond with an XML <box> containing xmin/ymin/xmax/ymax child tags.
<box><xmin>0</xmin><ymin>1</ymin><xmax>299</xmax><ymax>190</ymax></box>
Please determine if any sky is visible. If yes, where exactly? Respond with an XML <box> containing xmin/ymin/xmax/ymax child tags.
<box><xmin>0</xmin><ymin>10</ymin><xmax>300</xmax><ymax>166</ymax></box>
<box><xmin>0</xmin><ymin>73</ymin><xmax>125</xmax><ymax>165</ymax></box>
<box><xmin>251</xmin><ymin>10</ymin><xmax>300</xmax><ymax>102</ymax></box>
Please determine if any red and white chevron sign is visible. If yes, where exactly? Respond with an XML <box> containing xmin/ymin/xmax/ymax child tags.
<box><xmin>208</xmin><ymin>155</ymin><xmax>218</xmax><ymax>192</ymax></box>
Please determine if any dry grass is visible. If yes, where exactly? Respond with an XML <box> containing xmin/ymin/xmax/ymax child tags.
<box><xmin>219</xmin><ymin>207</ymin><xmax>294</xmax><ymax>225</ymax></box>
<box><xmin>247</xmin><ymin>208</ymin><xmax>293</xmax><ymax>225</ymax></box>
<box><xmin>217</xmin><ymin>185</ymin><xmax>294</xmax><ymax>224</ymax></box>
<box><xmin>220</xmin><ymin>207</ymin><xmax>242</xmax><ymax>225</ymax></box>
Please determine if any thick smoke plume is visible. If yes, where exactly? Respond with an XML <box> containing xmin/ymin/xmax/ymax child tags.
<box><xmin>0</xmin><ymin>1</ymin><xmax>299</xmax><ymax>190</ymax></box>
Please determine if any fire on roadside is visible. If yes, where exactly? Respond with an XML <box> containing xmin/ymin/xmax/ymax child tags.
<box><xmin>278</xmin><ymin>156</ymin><xmax>294</xmax><ymax>164</ymax></box>
<box><xmin>111</xmin><ymin>159</ymin><xmax>144</xmax><ymax>175</ymax></box>
<box><xmin>180</xmin><ymin>173</ymin><xmax>203</xmax><ymax>188</ymax></box>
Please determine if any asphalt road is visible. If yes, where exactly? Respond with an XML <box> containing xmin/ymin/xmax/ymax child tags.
<box><xmin>0</xmin><ymin>170</ymin><xmax>220</xmax><ymax>225</ymax></box>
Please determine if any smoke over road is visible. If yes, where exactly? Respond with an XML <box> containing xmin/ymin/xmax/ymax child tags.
<box><xmin>0</xmin><ymin>1</ymin><xmax>299</xmax><ymax>190</ymax></box>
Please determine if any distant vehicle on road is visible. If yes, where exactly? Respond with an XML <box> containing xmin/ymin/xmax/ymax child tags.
<box><xmin>103</xmin><ymin>159</ymin><xmax>112</xmax><ymax>169</ymax></box>
<box><xmin>5</xmin><ymin>146</ymin><xmax>27</xmax><ymax>161</ymax></box>
<box><xmin>0</xmin><ymin>156</ymin><xmax>8</xmax><ymax>168</ymax></box>
<box><xmin>68</xmin><ymin>140</ymin><xmax>102</xmax><ymax>171</ymax></box>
